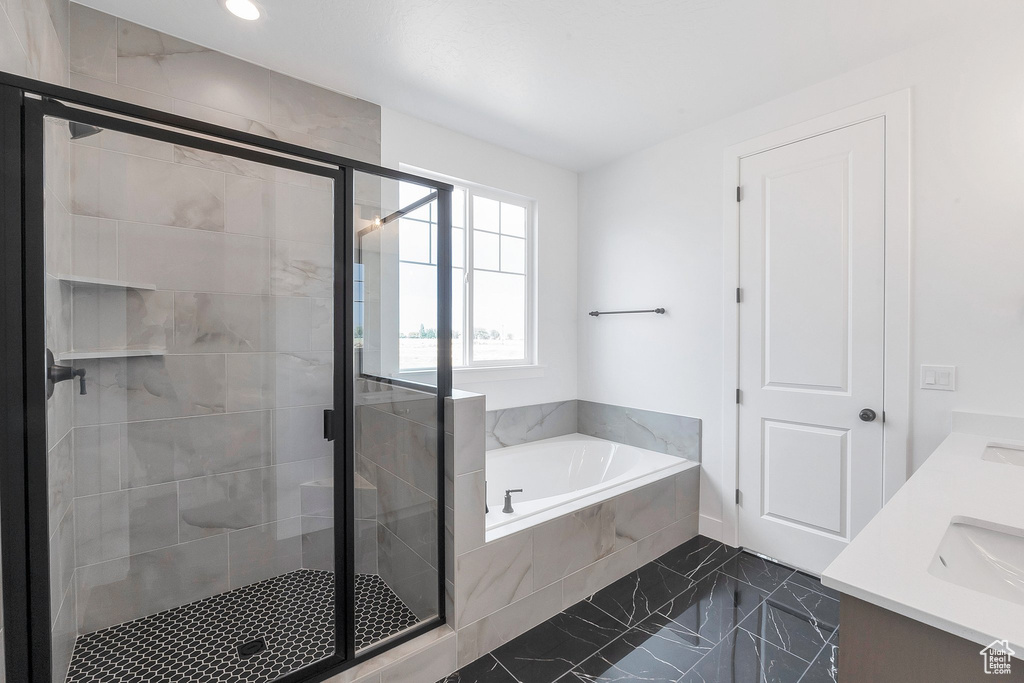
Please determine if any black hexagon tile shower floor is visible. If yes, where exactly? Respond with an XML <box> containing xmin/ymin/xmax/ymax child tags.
<box><xmin>66</xmin><ymin>571</ymin><xmax>420</xmax><ymax>682</ymax></box>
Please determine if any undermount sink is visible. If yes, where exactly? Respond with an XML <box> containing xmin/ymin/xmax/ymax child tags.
<box><xmin>929</xmin><ymin>519</ymin><xmax>1024</xmax><ymax>606</ymax></box>
<box><xmin>983</xmin><ymin>443</ymin><xmax>1024</xmax><ymax>466</ymax></box>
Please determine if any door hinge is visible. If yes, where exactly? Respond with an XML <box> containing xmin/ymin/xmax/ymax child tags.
<box><xmin>736</xmin><ymin>287</ymin><xmax>742</xmax><ymax>303</ymax></box>
<box><xmin>735</xmin><ymin>489</ymin><xmax>742</xmax><ymax>505</ymax></box>
<box><xmin>323</xmin><ymin>409</ymin><xmax>335</xmax><ymax>442</ymax></box>
<box><xmin>736</xmin><ymin>388</ymin><xmax>742</xmax><ymax>404</ymax></box>
<box><xmin>736</xmin><ymin>186</ymin><xmax>742</xmax><ymax>202</ymax></box>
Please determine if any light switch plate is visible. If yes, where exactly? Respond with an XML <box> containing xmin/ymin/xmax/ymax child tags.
<box><xmin>921</xmin><ymin>365</ymin><xmax>957</xmax><ymax>391</ymax></box>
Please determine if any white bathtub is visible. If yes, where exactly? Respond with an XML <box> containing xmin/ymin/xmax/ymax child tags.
<box><xmin>485</xmin><ymin>433</ymin><xmax>697</xmax><ymax>539</ymax></box>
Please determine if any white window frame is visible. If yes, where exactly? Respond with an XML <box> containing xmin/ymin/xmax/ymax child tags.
<box><xmin>396</xmin><ymin>166</ymin><xmax>538</xmax><ymax>378</ymax></box>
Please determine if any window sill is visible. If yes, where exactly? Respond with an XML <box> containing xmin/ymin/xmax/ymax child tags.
<box><xmin>456</xmin><ymin>364</ymin><xmax>545</xmax><ymax>384</ymax></box>
<box><xmin>397</xmin><ymin>365</ymin><xmax>545</xmax><ymax>385</ymax></box>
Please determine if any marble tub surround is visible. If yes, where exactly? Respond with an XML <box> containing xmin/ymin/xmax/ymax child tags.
<box><xmin>485</xmin><ymin>399</ymin><xmax>701</xmax><ymax>461</ymax></box>
<box><xmin>447</xmin><ymin>388</ymin><xmax>701</xmax><ymax>669</ymax></box>
<box><xmin>484</xmin><ymin>436</ymin><xmax>696</xmax><ymax>540</ymax></box>
<box><xmin>485</xmin><ymin>400</ymin><xmax>577</xmax><ymax>449</ymax></box>
<box><xmin>577</xmin><ymin>400</ymin><xmax>701</xmax><ymax>460</ymax></box>
<box><xmin>438</xmin><ymin>539</ymin><xmax>841</xmax><ymax>683</ymax></box>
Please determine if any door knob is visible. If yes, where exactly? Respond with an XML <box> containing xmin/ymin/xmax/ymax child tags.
<box><xmin>859</xmin><ymin>408</ymin><xmax>877</xmax><ymax>422</ymax></box>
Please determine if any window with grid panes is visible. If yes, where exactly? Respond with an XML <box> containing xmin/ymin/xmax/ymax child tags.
<box><xmin>397</xmin><ymin>180</ymin><xmax>532</xmax><ymax>370</ymax></box>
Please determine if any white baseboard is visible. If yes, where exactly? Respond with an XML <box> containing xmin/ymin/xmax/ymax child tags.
<box><xmin>698</xmin><ymin>514</ymin><xmax>725</xmax><ymax>543</ymax></box>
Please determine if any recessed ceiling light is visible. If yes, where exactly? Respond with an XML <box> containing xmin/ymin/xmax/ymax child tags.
<box><xmin>224</xmin><ymin>0</ymin><xmax>261</xmax><ymax>21</ymax></box>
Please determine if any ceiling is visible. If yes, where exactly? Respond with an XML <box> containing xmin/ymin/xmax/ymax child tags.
<box><xmin>80</xmin><ymin>0</ymin><xmax>988</xmax><ymax>170</ymax></box>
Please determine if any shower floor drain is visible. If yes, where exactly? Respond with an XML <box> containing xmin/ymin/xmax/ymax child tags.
<box><xmin>65</xmin><ymin>571</ymin><xmax>419</xmax><ymax>683</ymax></box>
<box><xmin>238</xmin><ymin>637</ymin><xmax>267</xmax><ymax>658</ymax></box>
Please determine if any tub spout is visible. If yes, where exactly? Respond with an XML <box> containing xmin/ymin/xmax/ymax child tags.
<box><xmin>503</xmin><ymin>489</ymin><xmax>523</xmax><ymax>514</ymax></box>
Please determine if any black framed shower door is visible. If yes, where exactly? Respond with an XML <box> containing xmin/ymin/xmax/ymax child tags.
<box><xmin>0</xmin><ymin>72</ymin><xmax>452</xmax><ymax>683</ymax></box>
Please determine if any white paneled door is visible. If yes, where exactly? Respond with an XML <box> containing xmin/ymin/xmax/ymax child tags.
<box><xmin>737</xmin><ymin>118</ymin><xmax>885</xmax><ymax>574</ymax></box>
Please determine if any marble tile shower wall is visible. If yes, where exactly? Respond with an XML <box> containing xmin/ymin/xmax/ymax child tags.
<box><xmin>68</xmin><ymin>4</ymin><xmax>381</xmax><ymax>165</ymax></box>
<box><xmin>356</xmin><ymin>379</ymin><xmax>440</xmax><ymax>621</ymax></box>
<box><xmin>0</xmin><ymin>3</ymin><xmax>390</xmax><ymax>682</ymax></box>
<box><xmin>4</xmin><ymin>0</ymin><xmax>81</xmax><ymax>678</ymax></box>
<box><xmin>66</xmin><ymin>129</ymin><xmax>338</xmax><ymax>636</ymax></box>
<box><xmin>0</xmin><ymin>0</ymin><xmax>69</xmax><ymax>87</ymax></box>
<box><xmin>45</xmin><ymin>112</ymin><xmax>77</xmax><ymax>683</ymax></box>
<box><xmin>62</xmin><ymin>0</ymin><xmax>383</xmax><ymax>645</ymax></box>
<box><xmin>486</xmin><ymin>399</ymin><xmax>702</xmax><ymax>461</ymax></box>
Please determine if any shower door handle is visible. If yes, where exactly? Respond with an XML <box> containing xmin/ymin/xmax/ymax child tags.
<box><xmin>323</xmin><ymin>409</ymin><xmax>335</xmax><ymax>441</ymax></box>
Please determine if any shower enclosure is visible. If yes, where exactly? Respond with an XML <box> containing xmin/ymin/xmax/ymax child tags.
<box><xmin>0</xmin><ymin>76</ymin><xmax>451</xmax><ymax>683</ymax></box>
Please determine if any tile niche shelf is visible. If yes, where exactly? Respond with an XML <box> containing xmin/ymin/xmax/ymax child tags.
<box><xmin>58</xmin><ymin>348</ymin><xmax>167</xmax><ymax>361</ymax></box>
<box><xmin>57</xmin><ymin>274</ymin><xmax>156</xmax><ymax>290</ymax></box>
<box><xmin>55</xmin><ymin>275</ymin><xmax>166</xmax><ymax>361</ymax></box>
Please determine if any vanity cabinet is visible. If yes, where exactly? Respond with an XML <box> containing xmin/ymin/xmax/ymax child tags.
<box><xmin>839</xmin><ymin>595</ymin><xmax>1024</xmax><ymax>682</ymax></box>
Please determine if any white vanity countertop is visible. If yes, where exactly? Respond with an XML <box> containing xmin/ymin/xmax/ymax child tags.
<box><xmin>822</xmin><ymin>412</ymin><xmax>1024</xmax><ymax>652</ymax></box>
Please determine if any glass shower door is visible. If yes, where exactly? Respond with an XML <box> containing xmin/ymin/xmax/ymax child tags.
<box><xmin>40</xmin><ymin>108</ymin><xmax>344</xmax><ymax>683</ymax></box>
<box><xmin>351</xmin><ymin>171</ymin><xmax>448</xmax><ymax>649</ymax></box>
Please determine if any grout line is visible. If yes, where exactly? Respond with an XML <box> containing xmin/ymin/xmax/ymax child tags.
<box><xmin>788</xmin><ymin>570</ymin><xmax>841</xmax><ymax>602</ymax></box>
<box><xmin>801</xmin><ymin>633</ymin><xmax>835</xmax><ymax>675</ymax></box>
<box><xmin>653</xmin><ymin>542</ymin><xmax>742</xmax><ymax>583</ymax></box>
<box><xmin>581</xmin><ymin>594</ymin><xmax>633</xmax><ymax>630</ymax></box>
<box><xmin>175</xmin><ymin>480</ymin><xmax>181</xmax><ymax>545</ymax></box>
<box><xmin>492</xmin><ymin>654</ymin><xmax>524</xmax><ymax>683</ymax></box>
<box><xmin>77</xmin><ymin>404</ymin><xmax>326</xmax><ymax>430</ymax></box>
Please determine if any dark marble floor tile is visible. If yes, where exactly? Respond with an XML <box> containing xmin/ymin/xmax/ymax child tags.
<box><xmin>492</xmin><ymin>599</ymin><xmax>629</xmax><ymax>683</ymax></box>
<box><xmin>769</xmin><ymin>581</ymin><xmax>840</xmax><ymax>636</ymax></box>
<box><xmin>566</xmin><ymin>608</ymin><xmax>720</xmax><ymax>682</ymax></box>
<box><xmin>655</xmin><ymin>535</ymin><xmax>741</xmax><ymax>582</ymax></box>
<box><xmin>738</xmin><ymin>587</ymin><xmax>837</xmax><ymax>663</ymax></box>
<box><xmin>787</xmin><ymin>571</ymin><xmax>840</xmax><ymax>601</ymax></box>
<box><xmin>679</xmin><ymin>628</ymin><xmax>811</xmax><ymax>683</ymax></box>
<box><xmin>798</xmin><ymin>639</ymin><xmax>838</xmax><ymax>683</ymax></box>
<box><xmin>658</xmin><ymin>570</ymin><xmax>773</xmax><ymax>644</ymax></box>
<box><xmin>718</xmin><ymin>553</ymin><xmax>796</xmax><ymax>593</ymax></box>
<box><xmin>587</xmin><ymin>561</ymin><xmax>694</xmax><ymax>627</ymax></box>
<box><xmin>437</xmin><ymin>655</ymin><xmax>519</xmax><ymax>683</ymax></box>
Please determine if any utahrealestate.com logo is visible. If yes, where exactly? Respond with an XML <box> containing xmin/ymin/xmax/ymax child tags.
<box><xmin>981</xmin><ymin>640</ymin><xmax>1015</xmax><ymax>675</ymax></box>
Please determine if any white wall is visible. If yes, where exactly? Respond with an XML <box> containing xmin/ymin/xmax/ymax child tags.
<box><xmin>578</xmin><ymin>4</ymin><xmax>1024</xmax><ymax>539</ymax></box>
<box><xmin>382</xmin><ymin>108</ymin><xmax>579</xmax><ymax>410</ymax></box>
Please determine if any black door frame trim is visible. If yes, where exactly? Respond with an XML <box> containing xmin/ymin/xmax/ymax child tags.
<box><xmin>0</xmin><ymin>70</ymin><xmax>452</xmax><ymax>683</ymax></box>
